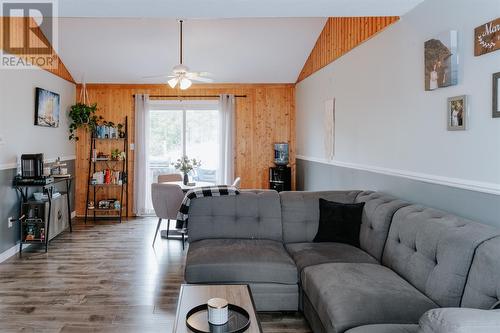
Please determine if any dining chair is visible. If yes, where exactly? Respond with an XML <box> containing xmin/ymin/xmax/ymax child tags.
<box><xmin>157</xmin><ymin>173</ymin><xmax>182</xmax><ymax>183</ymax></box>
<box><xmin>232</xmin><ymin>177</ymin><xmax>241</xmax><ymax>189</ymax></box>
<box><xmin>151</xmin><ymin>183</ymin><xmax>186</xmax><ymax>248</ymax></box>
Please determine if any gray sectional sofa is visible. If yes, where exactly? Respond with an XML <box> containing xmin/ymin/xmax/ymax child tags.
<box><xmin>184</xmin><ymin>190</ymin><xmax>500</xmax><ymax>332</ymax></box>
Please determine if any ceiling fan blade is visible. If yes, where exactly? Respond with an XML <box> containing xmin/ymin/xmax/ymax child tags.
<box><xmin>186</xmin><ymin>71</ymin><xmax>212</xmax><ymax>78</ymax></box>
<box><xmin>191</xmin><ymin>76</ymin><xmax>214</xmax><ymax>83</ymax></box>
<box><xmin>141</xmin><ymin>73</ymin><xmax>172</xmax><ymax>79</ymax></box>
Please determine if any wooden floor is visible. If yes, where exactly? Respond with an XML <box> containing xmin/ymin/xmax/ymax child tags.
<box><xmin>0</xmin><ymin>218</ymin><xmax>311</xmax><ymax>332</ymax></box>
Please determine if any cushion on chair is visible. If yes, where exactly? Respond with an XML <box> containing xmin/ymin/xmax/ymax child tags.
<box><xmin>185</xmin><ymin>239</ymin><xmax>297</xmax><ymax>284</ymax></box>
<box><xmin>419</xmin><ymin>308</ymin><xmax>500</xmax><ymax>333</ymax></box>
<box><xmin>382</xmin><ymin>205</ymin><xmax>500</xmax><ymax>307</ymax></box>
<box><xmin>355</xmin><ymin>191</ymin><xmax>410</xmax><ymax>261</ymax></box>
<box><xmin>187</xmin><ymin>191</ymin><xmax>283</xmax><ymax>242</ymax></box>
<box><xmin>285</xmin><ymin>242</ymin><xmax>377</xmax><ymax>273</ymax></box>
<box><xmin>301</xmin><ymin>263</ymin><xmax>437</xmax><ymax>333</ymax></box>
<box><xmin>461</xmin><ymin>236</ymin><xmax>500</xmax><ymax>309</ymax></box>
<box><xmin>345</xmin><ymin>324</ymin><xmax>419</xmax><ymax>333</ymax></box>
<box><xmin>280</xmin><ymin>191</ymin><xmax>361</xmax><ymax>243</ymax></box>
<box><xmin>313</xmin><ymin>199</ymin><xmax>365</xmax><ymax>246</ymax></box>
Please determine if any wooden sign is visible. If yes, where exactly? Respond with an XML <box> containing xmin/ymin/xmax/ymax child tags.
<box><xmin>474</xmin><ymin>17</ymin><xmax>500</xmax><ymax>56</ymax></box>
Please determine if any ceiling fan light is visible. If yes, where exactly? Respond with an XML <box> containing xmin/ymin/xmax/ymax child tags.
<box><xmin>168</xmin><ymin>77</ymin><xmax>178</xmax><ymax>88</ymax></box>
<box><xmin>180</xmin><ymin>78</ymin><xmax>192</xmax><ymax>90</ymax></box>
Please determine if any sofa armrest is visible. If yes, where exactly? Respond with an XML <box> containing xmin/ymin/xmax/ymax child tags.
<box><xmin>419</xmin><ymin>308</ymin><xmax>500</xmax><ymax>333</ymax></box>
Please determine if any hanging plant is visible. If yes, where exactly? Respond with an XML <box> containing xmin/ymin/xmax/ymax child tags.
<box><xmin>68</xmin><ymin>103</ymin><xmax>102</xmax><ymax>141</ymax></box>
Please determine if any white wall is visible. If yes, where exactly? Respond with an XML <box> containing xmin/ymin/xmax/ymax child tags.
<box><xmin>296</xmin><ymin>0</ymin><xmax>500</xmax><ymax>191</ymax></box>
<box><xmin>0</xmin><ymin>68</ymin><xmax>76</xmax><ymax>168</ymax></box>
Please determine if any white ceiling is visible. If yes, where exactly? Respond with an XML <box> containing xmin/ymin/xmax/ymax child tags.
<box><xmin>58</xmin><ymin>0</ymin><xmax>424</xmax><ymax>18</ymax></box>
<box><xmin>58</xmin><ymin>18</ymin><xmax>327</xmax><ymax>83</ymax></box>
<box><xmin>55</xmin><ymin>1</ymin><xmax>424</xmax><ymax>83</ymax></box>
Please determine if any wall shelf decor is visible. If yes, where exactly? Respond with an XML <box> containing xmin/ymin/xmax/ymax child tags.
<box><xmin>474</xmin><ymin>17</ymin><xmax>500</xmax><ymax>56</ymax></box>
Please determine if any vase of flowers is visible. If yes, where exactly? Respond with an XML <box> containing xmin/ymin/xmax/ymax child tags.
<box><xmin>172</xmin><ymin>156</ymin><xmax>201</xmax><ymax>185</ymax></box>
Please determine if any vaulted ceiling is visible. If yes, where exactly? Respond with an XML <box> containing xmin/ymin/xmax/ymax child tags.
<box><xmin>59</xmin><ymin>0</ymin><xmax>424</xmax><ymax>18</ymax></box>
<box><xmin>58</xmin><ymin>18</ymin><xmax>327</xmax><ymax>83</ymax></box>
<box><xmin>53</xmin><ymin>0</ymin><xmax>424</xmax><ymax>83</ymax></box>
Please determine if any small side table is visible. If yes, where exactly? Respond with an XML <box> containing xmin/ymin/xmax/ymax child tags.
<box><xmin>269</xmin><ymin>166</ymin><xmax>291</xmax><ymax>192</ymax></box>
<box><xmin>14</xmin><ymin>177</ymin><xmax>73</xmax><ymax>254</ymax></box>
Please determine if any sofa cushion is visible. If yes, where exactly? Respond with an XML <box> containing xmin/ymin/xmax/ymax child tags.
<box><xmin>247</xmin><ymin>283</ymin><xmax>298</xmax><ymax>312</ymax></box>
<box><xmin>461</xmin><ymin>236</ymin><xmax>500</xmax><ymax>309</ymax></box>
<box><xmin>382</xmin><ymin>205</ymin><xmax>500</xmax><ymax>307</ymax></box>
<box><xmin>419</xmin><ymin>308</ymin><xmax>500</xmax><ymax>333</ymax></box>
<box><xmin>314</xmin><ymin>199</ymin><xmax>365</xmax><ymax>246</ymax></box>
<box><xmin>355</xmin><ymin>191</ymin><xmax>410</xmax><ymax>261</ymax></box>
<box><xmin>185</xmin><ymin>239</ymin><xmax>297</xmax><ymax>284</ymax></box>
<box><xmin>302</xmin><ymin>263</ymin><xmax>437</xmax><ymax>333</ymax></box>
<box><xmin>345</xmin><ymin>324</ymin><xmax>419</xmax><ymax>333</ymax></box>
<box><xmin>280</xmin><ymin>191</ymin><xmax>361</xmax><ymax>243</ymax></box>
<box><xmin>187</xmin><ymin>190</ymin><xmax>282</xmax><ymax>242</ymax></box>
<box><xmin>286</xmin><ymin>242</ymin><xmax>377</xmax><ymax>273</ymax></box>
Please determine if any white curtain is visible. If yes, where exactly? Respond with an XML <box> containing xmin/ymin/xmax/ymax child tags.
<box><xmin>134</xmin><ymin>94</ymin><xmax>150</xmax><ymax>216</ymax></box>
<box><xmin>218</xmin><ymin>94</ymin><xmax>236</xmax><ymax>185</ymax></box>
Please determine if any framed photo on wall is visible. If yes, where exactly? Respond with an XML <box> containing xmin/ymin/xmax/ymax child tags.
<box><xmin>493</xmin><ymin>72</ymin><xmax>500</xmax><ymax>118</ymax></box>
<box><xmin>424</xmin><ymin>31</ymin><xmax>458</xmax><ymax>91</ymax></box>
<box><xmin>35</xmin><ymin>87</ymin><xmax>60</xmax><ymax>127</ymax></box>
<box><xmin>447</xmin><ymin>95</ymin><xmax>467</xmax><ymax>131</ymax></box>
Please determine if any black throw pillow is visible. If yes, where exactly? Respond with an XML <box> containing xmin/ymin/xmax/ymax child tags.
<box><xmin>313</xmin><ymin>198</ymin><xmax>365</xmax><ymax>247</ymax></box>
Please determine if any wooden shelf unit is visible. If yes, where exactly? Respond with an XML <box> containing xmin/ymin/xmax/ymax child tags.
<box><xmin>84</xmin><ymin>117</ymin><xmax>129</xmax><ymax>223</ymax></box>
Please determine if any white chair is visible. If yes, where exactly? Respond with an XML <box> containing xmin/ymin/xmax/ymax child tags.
<box><xmin>151</xmin><ymin>183</ymin><xmax>185</xmax><ymax>247</ymax></box>
<box><xmin>158</xmin><ymin>173</ymin><xmax>182</xmax><ymax>183</ymax></box>
<box><xmin>232</xmin><ymin>177</ymin><xmax>241</xmax><ymax>189</ymax></box>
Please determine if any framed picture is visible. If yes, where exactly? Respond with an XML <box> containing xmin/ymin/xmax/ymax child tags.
<box><xmin>425</xmin><ymin>31</ymin><xmax>458</xmax><ymax>91</ymax></box>
<box><xmin>447</xmin><ymin>95</ymin><xmax>467</xmax><ymax>131</ymax></box>
<box><xmin>493</xmin><ymin>72</ymin><xmax>500</xmax><ymax>118</ymax></box>
<box><xmin>35</xmin><ymin>87</ymin><xmax>60</xmax><ymax>127</ymax></box>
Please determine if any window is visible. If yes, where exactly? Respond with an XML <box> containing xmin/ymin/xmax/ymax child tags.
<box><xmin>145</xmin><ymin>100</ymin><xmax>219</xmax><ymax>213</ymax></box>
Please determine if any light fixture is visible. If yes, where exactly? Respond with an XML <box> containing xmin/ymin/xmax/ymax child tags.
<box><xmin>144</xmin><ymin>20</ymin><xmax>214</xmax><ymax>86</ymax></box>
<box><xmin>155</xmin><ymin>20</ymin><xmax>213</xmax><ymax>90</ymax></box>
<box><xmin>168</xmin><ymin>77</ymin><xmax>178</xmax><ymax>88</ymax></box>
<box><xmin>179</xmin><ymin>77</ymin><xmax>192</xmax><ymax>90</ymax></box>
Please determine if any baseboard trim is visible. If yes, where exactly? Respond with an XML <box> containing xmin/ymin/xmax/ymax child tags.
<box><xmin>0</xmin><ymin>243</ymin><xmax>31</xmax><ymax>263</ymax></box>
<box><xmin>296</xmin><ymin>155</ymin><xmax>500</xmax><ymax>196</ymax></box>
<box><xmin>0</xmin><ymin>155</ymin><xmax>76</xmax><ymax>171</ymax></box>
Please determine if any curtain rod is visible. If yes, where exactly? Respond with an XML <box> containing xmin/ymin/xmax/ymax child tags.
<box><xmin>134</xmin><ymin>94</ymin><xmax>247</xmax><ymax>98</ymax></box>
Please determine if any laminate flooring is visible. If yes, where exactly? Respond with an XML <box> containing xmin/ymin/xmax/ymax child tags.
<box><xmin>0</xmin><ymin>218</ymin><xmax>311</xmax><ymax>332</ymax></box>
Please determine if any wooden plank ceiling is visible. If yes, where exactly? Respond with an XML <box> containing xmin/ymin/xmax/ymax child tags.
<box><xmin>297</xmin><ymin>16</ymin><xmax>399</xmax><ymax>82</ymax></box>
<box><xmin>0</xmin><ymin>17</ymin><xmax>75</xmax><ymax>83</ymax></box>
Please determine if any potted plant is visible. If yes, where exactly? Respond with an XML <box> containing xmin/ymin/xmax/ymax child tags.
<box><xmin>117</xmin><ymin>123</ymin><xmax>126</xmax><ymax>138</ymax></box>
<box><xmin>68</xmin><ymin>103</ymin><xmax>102</xmax><ymax>141</ymax></box>
<box><xmin>110</xmin><ymin>149</ymin><xmax>125</xmax><ymax>161</ymax></box>
<box><xmin>172</xmin><ymin>156</ymin><xmax>201</xmax><ymax>185</ymax></box>
<box><xmin>111</xmin><ymin>149</ymin><xmax>121</xmax><ymax>161</ymax></box>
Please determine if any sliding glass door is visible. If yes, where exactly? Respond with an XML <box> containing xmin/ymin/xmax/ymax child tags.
<box><xmin>145</xmin><ymin>101</ymin><xmax>219</xmax><ymax>213</ymax></box>
<box><xmin>186</xmin><ymin>109</ymin><xmax>219</xmax><ymax>182</ymax></box>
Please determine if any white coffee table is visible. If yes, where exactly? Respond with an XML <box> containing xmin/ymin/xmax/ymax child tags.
<box><xmin>173</xmin><ymin>284</ymin><xmax>262</xmax><ymax>333</ymax></box>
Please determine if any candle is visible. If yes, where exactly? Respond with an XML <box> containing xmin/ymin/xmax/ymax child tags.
<box><xmin>207</xmin><ymin>298</ymin><xmax>228</xmax><ymax>325</ymax></box>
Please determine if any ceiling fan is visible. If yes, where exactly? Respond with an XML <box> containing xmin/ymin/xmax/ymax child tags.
<box><xmin>144</xmin><ymin>20</ymin><xmax>213</xmax><ymax>89</ymax></box>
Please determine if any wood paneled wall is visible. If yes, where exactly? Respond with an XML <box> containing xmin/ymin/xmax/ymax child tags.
<box><xmin>75</xmin><ymin>84</ymin><xmax>295</xmax><ymax>216</ymax></box>
<box><xmin>297</xmin><ymin>16</ymin><xmax>399</xmax><ymax>82</ymax></box>
<box><xmin>0</xmin><ymin>17</ymin><xmax>74</xmax><ymax>83</ymax></box>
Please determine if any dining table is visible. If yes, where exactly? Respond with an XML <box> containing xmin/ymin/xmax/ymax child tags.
<box><xmin>159</xmin><ymin>180</ymin><xmax>215</xmax><ymax>240</ymax></box>
<box><xmin>160</xmin><ymin>180</ymin><xmax>215</xmax><ymax>192</ymax></box>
